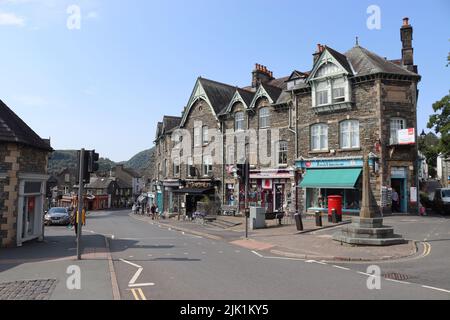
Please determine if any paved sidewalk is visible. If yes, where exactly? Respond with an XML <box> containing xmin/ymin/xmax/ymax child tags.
<box><xmin>0</xmin><ymin>226</ymin><xmax>115</xmax><ymax>300</ymax></box>
<box><xmin>133</xmin><ymin>213</ymin><xmax>418</xmax><ymax>262</ymax></box>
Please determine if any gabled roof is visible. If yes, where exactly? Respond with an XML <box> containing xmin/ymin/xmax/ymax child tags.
<box><xmin>0</xmin><ymin>99</ymin><xmax>52</xmax><ymax>151</ymax></box>
<box><xmin>249</xmin><ymin>83</ymin><xmax>283</xmax><ymax>109</ymax></box>
<box><xmin>345</xmin><ymin>45</ymin><xmax>419</xmax><ymax>77</ymax></box>
<box><xmin>221</xmin><ymin>88</ymin><xmax>255</xmax><ymax>115</ymax></box>
<box><xmin>181</xmin><ymin>77</ymin><xmax>236</xmax><ymax>126</ymax></box>
<box><xmin>266</xmin><ymin>76</ymin><xmax>289</xmax><ymax>90</ymax></box>
<box><xmin>325</xmin><ymin>46</ymin><xmax>354</xmax><ymax>75</ymax></box>
<box><xmin>85</xmin><ymin>177</ymin><xmax>115</xmax><ymax>189</ymax></box>
<box><xmin>287</xmin><ymin>70</ymin><xmax>309</xmax><ymax>82</ymax></box>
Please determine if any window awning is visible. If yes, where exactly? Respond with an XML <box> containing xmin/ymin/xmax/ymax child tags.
<box><xmin>300</xmin><ymin>168</ymin><xmax>362</xmax><ymax>189</ymax></box>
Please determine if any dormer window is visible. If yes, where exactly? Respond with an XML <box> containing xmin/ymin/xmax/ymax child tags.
<box><xmin>309</xmin><ymin>55</ymin><xmax>353</xmax><ymax>113</ymax></box>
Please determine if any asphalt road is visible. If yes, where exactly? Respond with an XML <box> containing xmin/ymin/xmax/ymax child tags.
<box><xmin>82</xmin><ymin>210</ymin><xmax>450</xmax><ymax>300</ymax></box>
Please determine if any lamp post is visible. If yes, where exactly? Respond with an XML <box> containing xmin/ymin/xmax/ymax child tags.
<box><xmin>417</xmin><ymin>130</ymin><xmax>427</xmax><ymax>215</ymax></box>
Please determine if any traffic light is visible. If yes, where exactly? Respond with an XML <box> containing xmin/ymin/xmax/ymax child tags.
<box><xmin>88</xmin><ymin>150</ymin><xmax>100</xmax><ymax>173</ymax></box>
<box><xmin>236</xmin><ymin>161</ymin><xmax>250</xmax><ymax>182</ymax></box>
<box><xmin>76</xmin><ymin>150</ymin><xmax>100</xmax><ymax>184</ymax></box>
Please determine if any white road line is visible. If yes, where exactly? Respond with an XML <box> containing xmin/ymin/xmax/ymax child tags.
<box><xmin>128</xmin><ymin>283</ymin><xmax>155</xmax><ymax>288</ymax></box>
<box><xmin>421</xmin><ymin>285</ymin><xmax>450</xmax><ymax>293</ymax></box>
<box><xmin>129</xmin><ymin>268</ymin><xmax>143</xmax><ymax>285</ymax></box>
<box><xmin>120</xmin><ymin>258</ymin><xmax>142</xmax><ymax>269</ymax></box>
<box><xmin>251</xmin><ymin>250</ymin><xmax>264</xmax><ymax>258</ymax></box>
<box><xmin>264</xmin><ymin>256</ymin><xmax>306</xmax><ymax>261</ymax></box>
<box><xmin>333</xmin><ymin>265</ymin><xmax>350</xmax><ymax>271</ymax></box>
<box><xmin>357</xmin><ymin>272</ymin><xmax>372</xmax><ymax>277</ymax></box>
<box><xmin>306</xmin><ymin>260</ymin><xmax>327</xmax><ymax>265</ymax></box>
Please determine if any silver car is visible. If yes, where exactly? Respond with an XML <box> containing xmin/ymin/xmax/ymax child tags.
<box><xmin>44</xmin><ymin>207</ymin><xmax>71</xmax><ymax>226</ymax></box>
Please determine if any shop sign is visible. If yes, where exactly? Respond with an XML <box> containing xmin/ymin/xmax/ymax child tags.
<box><xmin>410</xmin><ymin>187</ymin><xmax>417</xmax><ymax>203</ymax></box>
<box><xmin>398</xmin><ymin>128</ymin><xmax>416</xmax><ymax>145</ymax></box>
<box><xmin>297</xmin><ymin>158</ymin><xmax>365</xmax><ymax>169</ymax></box>
<box><xmin>186</xmin><ymin>181</ymin><xmax>212</xmax><ymax>189</ymax></box>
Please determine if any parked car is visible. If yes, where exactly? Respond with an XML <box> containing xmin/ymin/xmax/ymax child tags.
<box><xmin>433</xmin><ymin>188</ymin><xmax>450</xmax><ymax>215</ymax></box>
<box><xmin>44</xmin><ymin>207</ymin><xmax>71</xmax><ymax>226</ymax></box>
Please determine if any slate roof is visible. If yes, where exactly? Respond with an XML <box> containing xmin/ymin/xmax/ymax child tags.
<box><xmin>261</xmin><ymin>83</ymin><xmax>283</xmax><ymax>103</ymax></box>
<box><xmin>114</xmin><ymin>165</ymin><xmax>142</xmax><ymax>178</ymax></box>
<box><xmin>0</xmin><ymin>99</ymin><xmax>52</xmax><ymax>151</ymax></box>
<box><xmin>345</xmin><ymin>45</ymin><xmax>419</xmax><ymax>77</ymax></box>
<box><xmin>198</xmin><ymin>77</ymin><xmax>237</xmax><ymax>115</ymax></box>
<box><xmin>236</xmin><ymin>88</ymin><xmax>255</xmax><ymax>107</ymax></box>
<box><xmin>116</xmin><ymin>178</ymin><xmax>132</xmax><ymax>189</ymax></box>
<box><xmin>162</xmin><ymin>116</ymin><xmax>181</xmax><ymax>133</ymax></box>
<box><xmin>85</xmin><ymin>177</ymin><xmax>114</xmax><ymax>189</ymax></box>
<box><xmin>325</xmin><ymin>46</ymin><xmax>354</xmax><ymax>74</ymax></box>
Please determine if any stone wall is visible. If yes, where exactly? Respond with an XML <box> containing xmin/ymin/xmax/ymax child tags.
<box><xmin>0</xmin><ymin>143</ymin><xmax>49</xmax><ymax>247</ymax></box>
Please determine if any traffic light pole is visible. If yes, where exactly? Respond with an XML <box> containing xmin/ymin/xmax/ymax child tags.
<box><xmin>77</xmin><ymin>149</ymin><xmax>85</xmax><ymax>260</ymax></box>
<box><xmin>245</xmin><ymin>160</ymin><xmax>249</xmax><ymax>239</ymax></box>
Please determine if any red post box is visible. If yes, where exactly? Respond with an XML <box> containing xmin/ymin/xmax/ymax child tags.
<box><xmin>328</xmin><ymin>196</ymin><xmax>343</xmax><ymax>218</ymax></box>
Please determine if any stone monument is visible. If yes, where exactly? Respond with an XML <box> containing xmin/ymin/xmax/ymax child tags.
<box><xmin>333</xmin><ymin>154</ymin><xmax>407</xmax><ymax>246</ymax></box>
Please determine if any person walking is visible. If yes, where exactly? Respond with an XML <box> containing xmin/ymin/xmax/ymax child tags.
<box><xmin>151</xmin><ymin>203</ymin><xmax>157</xmax><ymax>220</ymax></box>
<box><xmin>392</xmin><ymin>189</ymin><xmax>400</xmax><ymax>213</ymax></box>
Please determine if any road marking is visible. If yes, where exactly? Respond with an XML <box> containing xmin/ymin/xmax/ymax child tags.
<box><xmin>131</xmin><ymin>288</ymin><xmax>140</xmax><ymax>300</ymax></box>
<box><xmin>421</xmin><ymin>285</ymin><xmax>450</xmax><ymax>293</ymax></box>
<box><xmin>218</xmin><ymin>251</ymin><xmax>223</xmax><ymax>254</ymax></box>
<box><xmin>137</xmin><ymin>288</ymin><xmax>147</xmax><ymax>300</ymax></box>
<box><xmin>357</xmin><ymin>272</ymin><xmax>372</xmax><ymax>277</ymax></box>
<box><xmin>251</xmin><ymin>250</ymin><xmax>264</xmax><ymax>258</ymax></box>
<box><xmin>421</xmin><ymin>242</ymin><xmax>432</xmax><ymax>257</ymax></box>
<box><xmin>120</xmin><ymin>259</ymin><xmax>144</xmax><ymax>285</ymax></box>
<box><xmin>128</xmin><ymin>283</ymin><xmax>155</xmax><ymax>288</ymax></box>
<box><xmin>333</xmin><ymin>265</ymin><xmax>350</xmax><ymax>271</ymax></box>
<box><xmin>306</xmin><ymin>260</ymin><xmax>327</xmax><ymax>265</ymax></box>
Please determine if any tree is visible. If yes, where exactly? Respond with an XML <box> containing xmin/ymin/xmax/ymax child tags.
<box><xmin>427</xmin><ymin>92</ymin><xmax>450</xmax><ymax>157</ymax></box>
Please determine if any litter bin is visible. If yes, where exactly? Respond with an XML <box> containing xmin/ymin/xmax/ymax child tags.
<box><xmin>328</xmin><ymin>196</ymin><xmax>343</xmax><ymax>222</ymax></box>
<box><xmin>294</xmin><ymin>213</ymin><xmax>303</xmax><ymax>231</ymax></box>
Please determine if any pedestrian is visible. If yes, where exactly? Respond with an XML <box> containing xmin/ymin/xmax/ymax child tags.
<box><xmin>392</xmin><ymin>189</ymin><xmax>400</xmax><ymax>213</ymax></box>
<box><xmin>132</xmin><ymin>203</ymin><xmax>136</xmax><ymax>214</ymax></box>
<box><xmin>151</xmin><ymin>203</ymin><xmax>156</xmax><ymax>220</ymax></box>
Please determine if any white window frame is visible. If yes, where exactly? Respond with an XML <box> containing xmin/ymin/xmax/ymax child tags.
<box><xmin>340</xmin><ymin>120</ymin><xmax>360</xmax><ymax>149</ymax></box>
<box><xmin>194</xmin><ymin>127</ymin><xmax>201</xmax><ymax>147</ymax></box>
<box><xmin>202</xmin><ymin>126</ymin><xmax>209</xmax><ymax>145</ymax></box>
<box><xmin>235</xmin><ymin>112</ymin><xmax>245</xmax><ymax>131</ymax></box>
<box><xmin>311</xmin><ymin>124</ymin><xmax>328</xmax><ymax>151</ymax></box>
<box><xmin>203</xmin><ymin>155</ymin><xmax>213</xmax><ymax>176</ymax></box>
<box><xmin>259</xmin><ymin>107</ymin><xmax>270</xmax><ymax>128</ymax></box>
<box><xmin>390</xmin><ymin>118</ymin><xmax>406</xmax><ymax>145</ymax></box>
<box><xmin>278</xmin><ymin>141</ymin><xmax>288</xmax><ymax>165</ymax></box>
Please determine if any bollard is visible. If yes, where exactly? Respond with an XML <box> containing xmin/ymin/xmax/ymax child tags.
<box><xmin>315</xmin><ymin>211</ymin><xmax>322</xmax><ymax>227</ymax></box>
<box><xmin>295</xmin><ymin>213</ymin><xmax>304</xmax><ymax>231</ymax></box>
<box><xmin>332</xmin><ymin>208</ymin><xmax>337</xmax><ymax>224</ymax></box>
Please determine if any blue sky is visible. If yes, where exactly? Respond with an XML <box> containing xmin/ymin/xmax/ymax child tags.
<box><xmin>0</xmin><ymin>0</ymin><xmax>448</xmax><ymax>162</ymax></box>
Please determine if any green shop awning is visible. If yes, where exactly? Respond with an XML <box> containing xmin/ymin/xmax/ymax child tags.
<box><xmin>300</xmin><ymin>168</ymin><xmax>362</xmax><ymax>189</ymax></box>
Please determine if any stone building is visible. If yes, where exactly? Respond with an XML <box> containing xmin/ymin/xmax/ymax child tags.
<box><xmin>295</xmin><ymin>18</ymin><xmax>420</xmax><ymax>215</ymax></box>
<box><xmin>0</xmin><ymin>99</ymin><xmax>52</xmax><ymax>247</ymax></box>
<box><xmin>151</xmin><ymin>18</ymin><xmax>421</xmax><ymax>217</ymax></box>
<box><xmin>112</xmin><ymin>165</ymin><xmax>144</xmax><ymax>200</ymax></box>
<box><xmin>219</xmin><ymin>65</ymin><xmax>296</xmax><ymax>214</ymax></box>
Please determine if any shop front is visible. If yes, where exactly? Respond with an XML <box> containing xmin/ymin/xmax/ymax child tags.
<box><xmin>296</xmin><ymin>157</ymin><xmax>368</xmax><ymax>214</ymax></box>
<box><xmin>172</xmin><ymin>180</ymin><xmax>217</xmax><ymax>218</ymax></box>
<box><xmin>248</xmin><ymin>169</ymin><xmax>294</xmax><ymax>213</ymax></box>
<box><xmin>162</xmin><ymin>179</ymin><xmax>183</xmax><ymax>214</ymax></box>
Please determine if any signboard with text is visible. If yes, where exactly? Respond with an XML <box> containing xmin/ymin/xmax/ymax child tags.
<box><xmin>398</xmin><ymin>128</ymin><xmax>416</xmax><ymax>145</ymax></box>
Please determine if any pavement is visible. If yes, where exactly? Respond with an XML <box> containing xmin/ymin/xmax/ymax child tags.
<box><xmin>136</xmin><ymin>213</ymin><xmax>418</xmax><ymax>262</ymax></box>
<box><xmin>0</xmin><ymin>224</ymin><xmax>116</xmax><ymax>300</ymax></box>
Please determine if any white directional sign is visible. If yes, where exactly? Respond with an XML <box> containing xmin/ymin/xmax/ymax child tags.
<box><xmin>398</xmin><ymin>128</ymin><xmax>416</xmax><ymax>145</ymax></box>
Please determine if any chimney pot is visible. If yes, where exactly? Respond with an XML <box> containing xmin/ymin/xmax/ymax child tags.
<box><xmin>403</xmin><ymin>17</ymin><xmax>409</xmax><ymax>26</ymax></box>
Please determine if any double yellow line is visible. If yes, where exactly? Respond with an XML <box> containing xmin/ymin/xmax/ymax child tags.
<box><xmin>130</xmin><ymin>288</ymin><xmax>147</xmax><ymax>300</ymax></box>
<box><xmin>422</xmin><ymin>242</ymin><xmax>432</xmax><ymax>258</ymax></box>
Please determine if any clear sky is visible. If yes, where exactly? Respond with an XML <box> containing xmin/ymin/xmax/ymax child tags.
<box><xmin>0</xmin><ymin>0</ymin><xmax>448</xmax><ymax>162</ymax></box>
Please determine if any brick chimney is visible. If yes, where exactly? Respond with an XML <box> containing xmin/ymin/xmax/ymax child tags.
<box><xmin>313</xmin><ymin>44</ymin><xmax>325</xmax><ymax>65</ymax></box>
<box><xmin>400</xmin><ymin>17</ymin><xmax>416</xmax><ymax>72</ymax></box>
<box><xmin>252</xmin><ymin>63</ymin><xmax>274</xmax><ymax>88</ymax></box>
